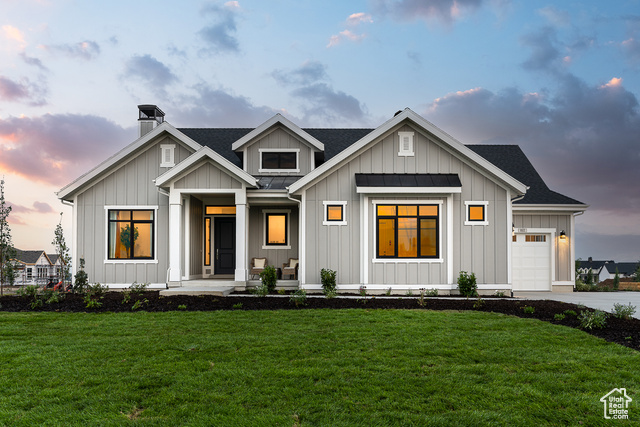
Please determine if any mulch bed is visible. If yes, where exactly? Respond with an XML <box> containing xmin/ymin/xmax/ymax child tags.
<box><xmin>1</xmin><ymin>291</ymin><xmax>639</xmax><ymax>352</ymax></box>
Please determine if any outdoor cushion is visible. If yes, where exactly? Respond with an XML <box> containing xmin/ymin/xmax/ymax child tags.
<box><xmin>289</xmin><ymin>259</ymin><xmax>298</xmax><ymax>269</ymax></box>
<box><xmin>254</xmin><ymin>258</ymin><xmax>266</xmax><ymax>268</ymax></box>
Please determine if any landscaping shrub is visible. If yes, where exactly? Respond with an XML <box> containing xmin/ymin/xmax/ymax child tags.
<box><xmin>578</xmin><ymin>310</ymin><xmax>608</xmax><ymax>330</ymax></box>
<box><xmin>612</xmin><ymin>303</ymin><xmax>636</xmax><ymax>320</ymax></box>
<box><xmin>259</xmin><ymin>265</ymin><xmax>277</xmax><ymax>293</ymax></box>
<box><xmin>457</xmin><ymin>271</ymin><xmax>477</xmax><ymax>297</ymax></box>
<box><xmin>320</xmin><ymin>268</ymin><xmax>337</xmax><ymax>298</ymax></box>
<box><xmin>251</xmin><ymin>283</ymin><xmax>269</xmax><ymax>297</ymax></box>
<box><xmin>289</xmin><ymin>289</ymin><xmax>308</xmax><ymax>307</ymax></box>
<box><xmin>74</xmin><ymin>258</ymin><xmax>89</xmax><ymax>294</ymax></box>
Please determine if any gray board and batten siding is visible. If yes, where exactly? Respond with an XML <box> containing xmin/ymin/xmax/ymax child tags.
<box><xmin>303</xmin><ymin>123</ymin><xmax>510</xmax><ymax>287</ymax></box>
<box><xmin>244</xmin><ymin>126</ymin><xmax>315</xmax><ymax>176</ymax></box>
<box><xmin>75</xmin><ymin>136</ymin><xmax>194</xmax><ymax>285</ymax></box>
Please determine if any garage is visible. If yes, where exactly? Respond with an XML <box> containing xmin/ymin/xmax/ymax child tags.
<box><xmin>512</xmin><ymin>233</ymin><xmax>552</xmax><ymax>291</ymax></box>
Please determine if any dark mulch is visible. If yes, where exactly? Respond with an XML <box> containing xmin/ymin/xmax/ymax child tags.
<box><xmin>1</xmin><ymin>291</ymin><xmax>639</xmax><ymax>352</ymax></box>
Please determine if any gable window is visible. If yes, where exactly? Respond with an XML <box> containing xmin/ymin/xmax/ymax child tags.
<box><xmin>376</xmin><ymin>204</ymin><xmax>438</xmax><ymax>258</ymax></box>
<box><xmin>108</xmin><ymin>209</ymin><xmax>155</xmax><ymax>259</ymax></box>
<box><xmin>323</xmin><ymin>201</ymin><xmax>347</xmax><ymax>225</ymax></box>
<box><xmin>398</xmin><ymin>131</ymin><xmax>414</xmax><ymax>157</ymax></box>
<box><xmin>259</xmin><ymin>149</ymin><xmax>300</xmax><ymax>172</ymax></box>
<box><xmin>464</xmin><ymin>201</ymin><xmax>488</xmax><ymax>226</ymax></box>
<box><xmin>263</xmin><ymin>209</ymin><xmax>291</xmax><ymax>249</ymax></box>
<box><xmin>160</xmin><ymin>144</ymin><xmax>175</xmax><ymax>167</ymax></box>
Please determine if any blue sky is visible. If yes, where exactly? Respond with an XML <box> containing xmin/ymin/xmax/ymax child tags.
<box><xmin>1</xmin><ymin>0</ymin><xmax>639</xmax><ymax>261</ymax></box>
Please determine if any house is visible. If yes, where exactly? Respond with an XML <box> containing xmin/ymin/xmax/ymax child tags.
<box><xmin>603</xmin><ymin>262</ymin><xmax>640</xmax><ymax>279</ymax></box>
<box><xmin>57</xmin><ymin>105</ymin><xmax>587</xmax><ymax>293</ymax></box>
<box><xmin>12</xmin><ymin>249</ymin><xmax>60</xmax><ymax>285</ymax></box>
<box><xmin>576</xmin><ymin>257</ymin><xmax>615</xmax><ymax>283</ymax></box>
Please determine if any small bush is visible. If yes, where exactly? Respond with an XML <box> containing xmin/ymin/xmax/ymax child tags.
<box><xmin>289</xmin><ymin>289</ymin><xmax>308</xmax><ymax>307</ymax></box>
<box><xmin>612</xmin><ymin>303</ymin><xmax>636</xmax><ymax>320</ymax></box>
<box><xmin>251</xmin><ymin>283</ymin><xmax>269</xmax><ymax>297</ymax></box>
<box><xmin>457</xmin><ymin>271</ymin><xmax>477</xmax><ymax>297</ymax></box>
<box><xmin>522</xmin><ymin>305</ymin><xmax>535</xmax><ymax>314</ymax></box>
<box><xmin>564</xmin><ymin>310</ymin><xmax>577</xmax><ymax>316</ymax></box>
<box><xmin>405</xmin><ymin>289</ymin><xmax>413</xmax><ymax>296</ymax></box>
<box><xmin>74</xmin><ymin>258</ymin><xmax>89</xmax><ymax>294</ymax></box>
<box><xmin>42</xmin><ymin>289</ymin><xmax>62</xmax><ymax>304</ymax></box>
<box><xmin>320</xmin><ymin>268</ymin><xmax>337</xmax><ymax>297</ymax></box>
<box><xmin>417</xmin><ymin>289</ymin><xmax>426</xmax><ymax>307</ymax></box>
<box><xmin>424</xmin><ymin>288</ymin><xmax>439</xmax><ymax>297</ymax></box>
<box><xmin>129</xmin><ymin>282</ymin><xmax>148</xmax><ymax>295</ymax></box>
<box><xmin>178</xmin><ymin>304</ymin><xmax>187</xmax><ymax>310</ymax></box>
<box><xmin>131</xmin><ymin>298</ymin><xmax>149</xmax><ymax>311</ymax></box>
<box><xmin>260</xmin><ymin>265</ymin><xmax>277</xmax><ymax>293</ymax></box>
<box><xmin>17</xmin><ymin>285</ymin><xmax>39</xmax><ymax>298</ymax></box>
<box><xmin>473</xmin><ymin>297</ymin><xmax>485</xmax><ymax>309</ymax></box>
<box><xmin>232</xmin><ymin>303</ymin><xmax>242</xmax><ymax>309</ymax></box>
<box><xmin>84</xmin><ymin>283</ymin><xmax>108</xmax><ymax>309</ymax></box>
<box><xmin>554</xmin><ymin>313</ymin><xmax>566</xmax><ymax>321</ymax></box>
<box><xmin>277</xmin><ymin>289</ymin><xmax>286</xmax><ymax>295</ymax></box>
<box><xmin>385</xmin><ymin>287</ymin><xmax>392</xmax><ymax>296</ymax></box>
<box><xmin>578</xmin><ymin>310</ymin><xmax>608</xmax><ymax>330</ymax></box>
<box><xmin>494</xmin><ymin>290</ymin><xmax>506</xmax><ymax>298</ymax></box>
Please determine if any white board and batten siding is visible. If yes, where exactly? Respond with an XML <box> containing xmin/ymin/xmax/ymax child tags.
<box><xmin>303</xmin><ymin>123</ymin><xmax>510</xmax><ymax>288</ymax></box>
<box><xmin>75</xmin><ymin>135</ymin><xmax>194</xmax><ymax>286</ymax></box>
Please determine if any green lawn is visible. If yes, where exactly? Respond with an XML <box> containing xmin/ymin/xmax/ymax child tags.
<box><xmin>1</xmin><ymin>309</ymin><xmax>638</xmax><ymax>426</ymax></box>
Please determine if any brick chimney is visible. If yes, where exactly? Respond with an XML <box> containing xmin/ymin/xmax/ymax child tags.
<box><xmin>138</xmin><ymin>105</ymin><xmax>165</xmax><ymax>138</ymax></box>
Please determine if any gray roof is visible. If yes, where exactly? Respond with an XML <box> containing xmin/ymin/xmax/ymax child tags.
<box><xmin>578</xmin><ymin>259</ymin><xmax>615</xmax><ymax>271</ymax></box>
<box><xmin>255</xmin><ymin>176</ymin><xmax>302</xmax><ymax>190</ymax></box>
<box><xmin>612</xmin><ymin>262</ymin><xmax>639</xmax><ymax>276</ymax></box>
<box><xmin>355</xmin><ymin>173</ymin><xmax>462</xmax><ymax>188</ymax></box>
<box><xmin>177</xmin><ymin>128</ymin><xmax>584</xmax><ymax>206</ymax></box>
<box><xmin>13</xmin><ymin>249</ymin><xmax>46</xmax><ymax>264</ymax></box>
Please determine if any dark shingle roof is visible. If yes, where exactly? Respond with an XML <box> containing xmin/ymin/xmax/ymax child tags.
<box><xmin>13</xmin><ymin>249</ymin><xmax>46</xmax><ymax>264</ymax></box>
<box><xmin>177</xmin><ymin>128</ymin><xmax>583</xmax><ymax>206</ymax></box>
<box><xmin>355</xmin><ymin>174</ymin><xmax>462</xmax><ymax>188</ymax></box>
<box><xmin>467</xmin><ymin>145</ymin><xmax>585</xmax><ymax>205</ymax></box>
<box><xmin>613</xmin><ymin>262</ymin><xmax>639</xmax><ymax>276</ymax></box>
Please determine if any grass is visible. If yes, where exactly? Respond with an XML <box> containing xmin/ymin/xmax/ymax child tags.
<box><xmin>1</xmin><ymin>309</ymin><xmax>639</xmax><ymax>425</ymax></box>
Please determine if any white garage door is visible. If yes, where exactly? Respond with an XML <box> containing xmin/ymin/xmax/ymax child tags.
<box><xmin>512</xmin><ymin>234</ymin><xmax>551</xmax><ymax>291</ymax></box>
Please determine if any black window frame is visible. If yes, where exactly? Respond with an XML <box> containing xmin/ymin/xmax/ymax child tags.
<box><xmin>107</xmin><ymin>209</ymin><xmax>155</xmax><ymax>260</ymax></box>
<box><xmin>326</xmin><ymin>204</ymin><xmax>344</xmax><ymax>222</ymax></box>
<box><xmin>467</xmin><ymin>204</ymin><xmax>486</xmax><ymax>222</ymax></box>
<box><xmin>261</xmin><ymin>151</ymin><xmax>297</xmax><ymax>170</ymax></box>
<box><xmin>265</xmin><ymin>212</ymin><xmax>289</xmax><ymax>246</ymax></box>
<box><xmin>376</xmin><ymin>204</ymin><xmax>439</xmax><ymax>259</ymax></box>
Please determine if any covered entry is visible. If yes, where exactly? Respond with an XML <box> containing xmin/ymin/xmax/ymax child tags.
<box><xmin>204</xmin><ymin>206</ymin><xmax>237</xmax><ymax>276</ymax></box>
<box><xmin>512</xmin><ymin>232</ymin><xmax>552</xmax><ymax>291</ymax></box>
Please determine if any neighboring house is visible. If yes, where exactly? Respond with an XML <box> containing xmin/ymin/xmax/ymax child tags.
<box><xmin>602</xmin><ymin>262</ymin><xmax>640</xmax><ymax>279</ymax></box>
<box><xmin>57</xmin><ymin>105</ymin><xmax>587</xmax><ymax>293</ymax></box>
<box><xmin>576</xmin><ymin>257</ymin><xmax>615</xmax><ymax>283</ymax></box>
<box><xmin>12</xmin><ymin>250</ymin><xmax>55</xmax><ymax>285</ymax></box>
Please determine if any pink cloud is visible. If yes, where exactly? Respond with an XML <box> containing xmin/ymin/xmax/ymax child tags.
<box><xmin>327</xmin><ymin>30</ymin><xmax>366</xmax><ymax>48</ymax></box>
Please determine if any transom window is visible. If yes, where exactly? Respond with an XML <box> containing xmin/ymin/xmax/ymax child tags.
<box><xmin>205</xmin><ymin>206</ymin><xmax>236</xmax><ymax>215</ymax></box>
<box><xmin>376</xmin><ymin>204</ymin><xmax>438</xmax><ymax>258</ymax></box>
<box><xmin>525</xmin><ymin>234</ymin><xmax>546</xmax><ymax>242</ymax></box>
<box><xmin>108</xmin><ymin>210</ymin><xmax>154</xmax><ymax>259</ymax></box>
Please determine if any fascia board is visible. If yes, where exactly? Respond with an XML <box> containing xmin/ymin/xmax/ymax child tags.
<box><xmin>513</xmin><ymin>204</ymin><xmax>589</xmax><ymax>212</ymax></box>
<box><xmin>356</xmin><ymin>187</ymin><xmax>462</xmax><ymax>194</ymax></box>
<box><xmin>231</xmin><ymin>113</ymin><xmax>324</xmax><ymax>151</ymax></box>
<box><xmin>57</xmin><ymin>123</ymin><xmax>202</xmax><ymax>200</ymax></box>
<box><xmin>289</xmin><ymin>108</ymin><xmax>528</xmax><ymax>195</ymax></box>
<box><xmin>155</xmin><ymin>146</ymin><xmax>257</xmax><ymax>187</ymax></box>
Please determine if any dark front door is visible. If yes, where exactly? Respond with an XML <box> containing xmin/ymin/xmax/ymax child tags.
<box><xmin>214</xmin><ymin>217</ymin><xmax>235</xmax><ymax>275</ymax></box>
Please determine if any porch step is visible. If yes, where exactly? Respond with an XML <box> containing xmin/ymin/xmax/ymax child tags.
<box><xmin>160</xmin><ymin>286</ymin><xmax>234</xmax><ymax>297</ymax></box>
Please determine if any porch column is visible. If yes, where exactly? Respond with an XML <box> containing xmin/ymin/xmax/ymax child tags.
<box><xmin>235</xmin><ymin>203</ymin><xmax>248</xmax><ymax>282</ymax></box>
<box><xmin>168</xmin><ymin>197</ymin><xmax>182</xmax><ymax>287</ymax></box>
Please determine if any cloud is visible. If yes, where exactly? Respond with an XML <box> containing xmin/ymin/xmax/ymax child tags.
<box><xmin>0</xmin><ymin>75</ymin><xmax>46</xmax><ymax>105</ymax></box>
<box><xmin>8</xmin><ymin>201</ymin><xmax>54</xmax><ymax>214</ymax></box>
<box><xmin>271</xmin><ymin>61</ymin><xmax>368</xmax><ymax>126</ymax></box>
<box><xmin>123</xmin><ymin>54</ymin><xmax>178</xmax><ymax>90</ymax></box>
<box><xmin>0</xmin><ymin>113</ymin><xmax>133</xmax><ymax>186</ymax></box>
<box><xmin>172</xmin><ymin>83</ymin><xmax>280</xmax><ymax>127</ymax></box>
<box><xmin>19</xmin><ymin>52</ymin><xmax>48</xmax><ymax>71</ymax></box>
<box><xmin>520</xmin><ymin>26</ymin><xmax>562</xmax><ymax>71</ymax></box>
<box><xmin>198</xmin><ymin>1</ymin><xmax>242</xmax><ymax>53</ymax></box>
<box><xmin>372</xmin><ymin>0</ymin><xmax>484</xmax><ymax>25</ymax></box>
<box><xmin>537</xmin><ymin>6</ymin><xmax>570</xmax><ymax>27</ymax></box>
<box><xmin>328</xmin><ymin>12</ymin><xmax>372</xmax><ymax>48</ymax></box>
<box><xmin>2</xmin><ymin>25</ymin><xmax>26</xmax><ymax>48</ymax></box>
<box><xmin>424</xmin><ymin>74</ymin><xmax>640</xmax><ymax>217</ymax></box>
<box><xmin>41</xmin><ymin>40</ymin><xmax>101</xmax><ymax>60</ymax></box>
<box><xmin>346</xmin><ymin>12</ymin><xmax>373</xmax><ymax>26</ymax></box>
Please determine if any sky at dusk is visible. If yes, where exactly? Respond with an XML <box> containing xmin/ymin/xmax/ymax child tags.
<box><xmin>1</xmin><ymin>0</ymin><xmax>639</xmax><ymax>262</ymax></box>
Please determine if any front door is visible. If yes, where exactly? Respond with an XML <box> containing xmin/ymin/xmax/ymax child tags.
<box><xmin>214</xmin><ymin>217</ymin><xmax>235</xmax><ymax>275</ymax></box>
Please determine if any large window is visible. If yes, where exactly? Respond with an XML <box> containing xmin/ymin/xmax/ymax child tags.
<box><xmin>108</xmin><ymin>210</ymin><xmax>154</xmax><ymax>259</ymax></box>
<box><xmin>259</xmin><ymin>149</ymin><xmax>299</xmax><ymax>172</ymax></box>
<box><xmin>376</xmin><ymin>204</ymin><xmax>438</xmax><ymax>258</ymax></box>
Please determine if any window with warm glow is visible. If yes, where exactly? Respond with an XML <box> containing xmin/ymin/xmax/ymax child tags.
<box><xmin>266</xmin><ymin>213</ymin><xmax>287</xmax><ymax>245</ymax></box>
<box><xmin>468</xmin><ymin>205</ymin><xmax>485</xmax><ymax>221</ymax></box>
<box><xmin>376</xmin><ymin>204</ymin><xmax>439</xmax><ymax>258</ymax></box>
<box><xmin>464</xmin><ymin>201</ymin><xmax>488</xmax><ymax>225</ymax></box>
<box><xmin>108</xmin><ymin>210</ymin><xmax>154</xmax><ymax>259</ymax></box>
<box><xmin>205</xmin><ymin>206</ymin><xmax>236</xmax><ymax>215</ymax></box>
<box><xmin>204</xmin><ymin>217</ymin><xmax>211</xmax><ymax>266</ymax></box>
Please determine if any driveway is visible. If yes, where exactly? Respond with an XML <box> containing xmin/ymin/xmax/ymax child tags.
<box><xmin>514</xmin><ymin>291</ymin><xmax>640</xmax><ymax>319</ymax></box>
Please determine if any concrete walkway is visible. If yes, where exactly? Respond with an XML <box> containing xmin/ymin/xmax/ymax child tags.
<box><xmin>514</xmin><ymin>291</ymin><xmax>640</xmax><ymax>319</ymax></box>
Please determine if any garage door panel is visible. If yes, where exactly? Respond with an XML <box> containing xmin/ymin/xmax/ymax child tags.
<box><xmin>512</xmin><ymin>234</ymin><xmax>551</xmax><ymax>291</ymax></box>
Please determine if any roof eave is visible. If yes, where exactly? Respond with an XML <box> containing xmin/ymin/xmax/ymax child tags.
<box><xmin>231</xmin><ymin>114</ymin><xmax>324</xmax><ymax>152</ymax></box>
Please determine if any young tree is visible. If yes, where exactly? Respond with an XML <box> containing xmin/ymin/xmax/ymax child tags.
<box><xmin>51</xmin><ymin>212</ymin><xmax>71</xmax><ymax>287</ymax></box>
<box><xmin>613</xmin><ymin>268</ymin><xmax>620</xmax><ymax>291</ymax></box>
<box><xmin>0</xmin><ymin>177</ymin><xmax>16</xmax><ymax>296</ymax></box>
<box><xmin>586</xmin><ymin>268</ymin><xmax>594</xmax><ymax>286</ymax></box>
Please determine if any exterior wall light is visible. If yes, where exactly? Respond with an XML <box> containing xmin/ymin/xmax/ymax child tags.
<box><xmin>559</xmin><ymin>230</ymin><xmax>566</xmax><ymax>239</ymax></box>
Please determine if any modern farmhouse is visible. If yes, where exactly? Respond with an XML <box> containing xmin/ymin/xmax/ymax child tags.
<box><xmin>57</xmin><ymin>106</ymin><xmax>587</xmax><ymax>293</ymax></box>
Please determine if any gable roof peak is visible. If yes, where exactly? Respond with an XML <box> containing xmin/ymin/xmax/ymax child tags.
<box><xmin>230</xmin><ymin>113</ymin><xmax>324</xmax><ymax>152</ymax></box>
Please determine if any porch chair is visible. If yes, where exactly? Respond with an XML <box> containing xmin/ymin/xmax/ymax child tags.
<box><xmin>250</xmin><ymin>257</ymin><xmax>267</xmax><ymax>279</ymax></box>
<box><xmin>282</xmin><ymin>258</ymin><xmax>299</xmax><ymax>280</ymax></box>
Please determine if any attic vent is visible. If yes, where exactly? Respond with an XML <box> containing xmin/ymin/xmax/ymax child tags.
<box><xmin>160</xmin><ymin>144</ymin><xmax>175</xmax><ymax>167</ymax></box>
<box><xmin>398</xmin><ymin>131</ymin><xmax>414</xmax><ymax>157</ymax></box>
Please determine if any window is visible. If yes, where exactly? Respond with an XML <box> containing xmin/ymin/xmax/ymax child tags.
<box><xmin>376</xmin><ymin>204</ymin><xmax>438</xmax><ymax>258</ymax></box>
<box><xmin>108</xmin><ymin>210</ymin><xmax>154</xmax><ymax>259</ymax></box>
<box><xmin>160</xmin><ymin>144</ymin><xmax>175</xmax><ymax>167</ymax></box>
<box><xmin>398</xmin><ymin>131</ymin><xmax>414</xmax><ymax>156</ymax></box>
<box><xmin>27</xmin><ymin>268</ymin><xmax>32</xmax><ymax>279</ymax></box>
<box><xmin>204</xmin><ymin>217</ymin><xmax>211</xmax><ymax>266</ymax></box>
<box><xmin>525</xmin><ymin>234</ymin><xmax>546</xmax><ymax>242</ymax></box>
<box><xmin>259</xmin><ymin>149</ymin><xmax>299</xmax><ymax>172</ymax></box>
<box><xmin>323</xmin><ymin>201</ymin><xmax>347</xmax><ymax>225</ymax></box>
<box><xmin>464</xmin><ymin>201</ymin><xmax>488</xmax><ymax>225</ymax></box>
<box><xmin>263</xmin><ymin>210</ymin><xmax>291</xmax><ymax>249</ymax></box>
<box><xmin>205</xmin><ymin>206</ymin><xmax>236</xmax><ymax>215</ymax></box>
